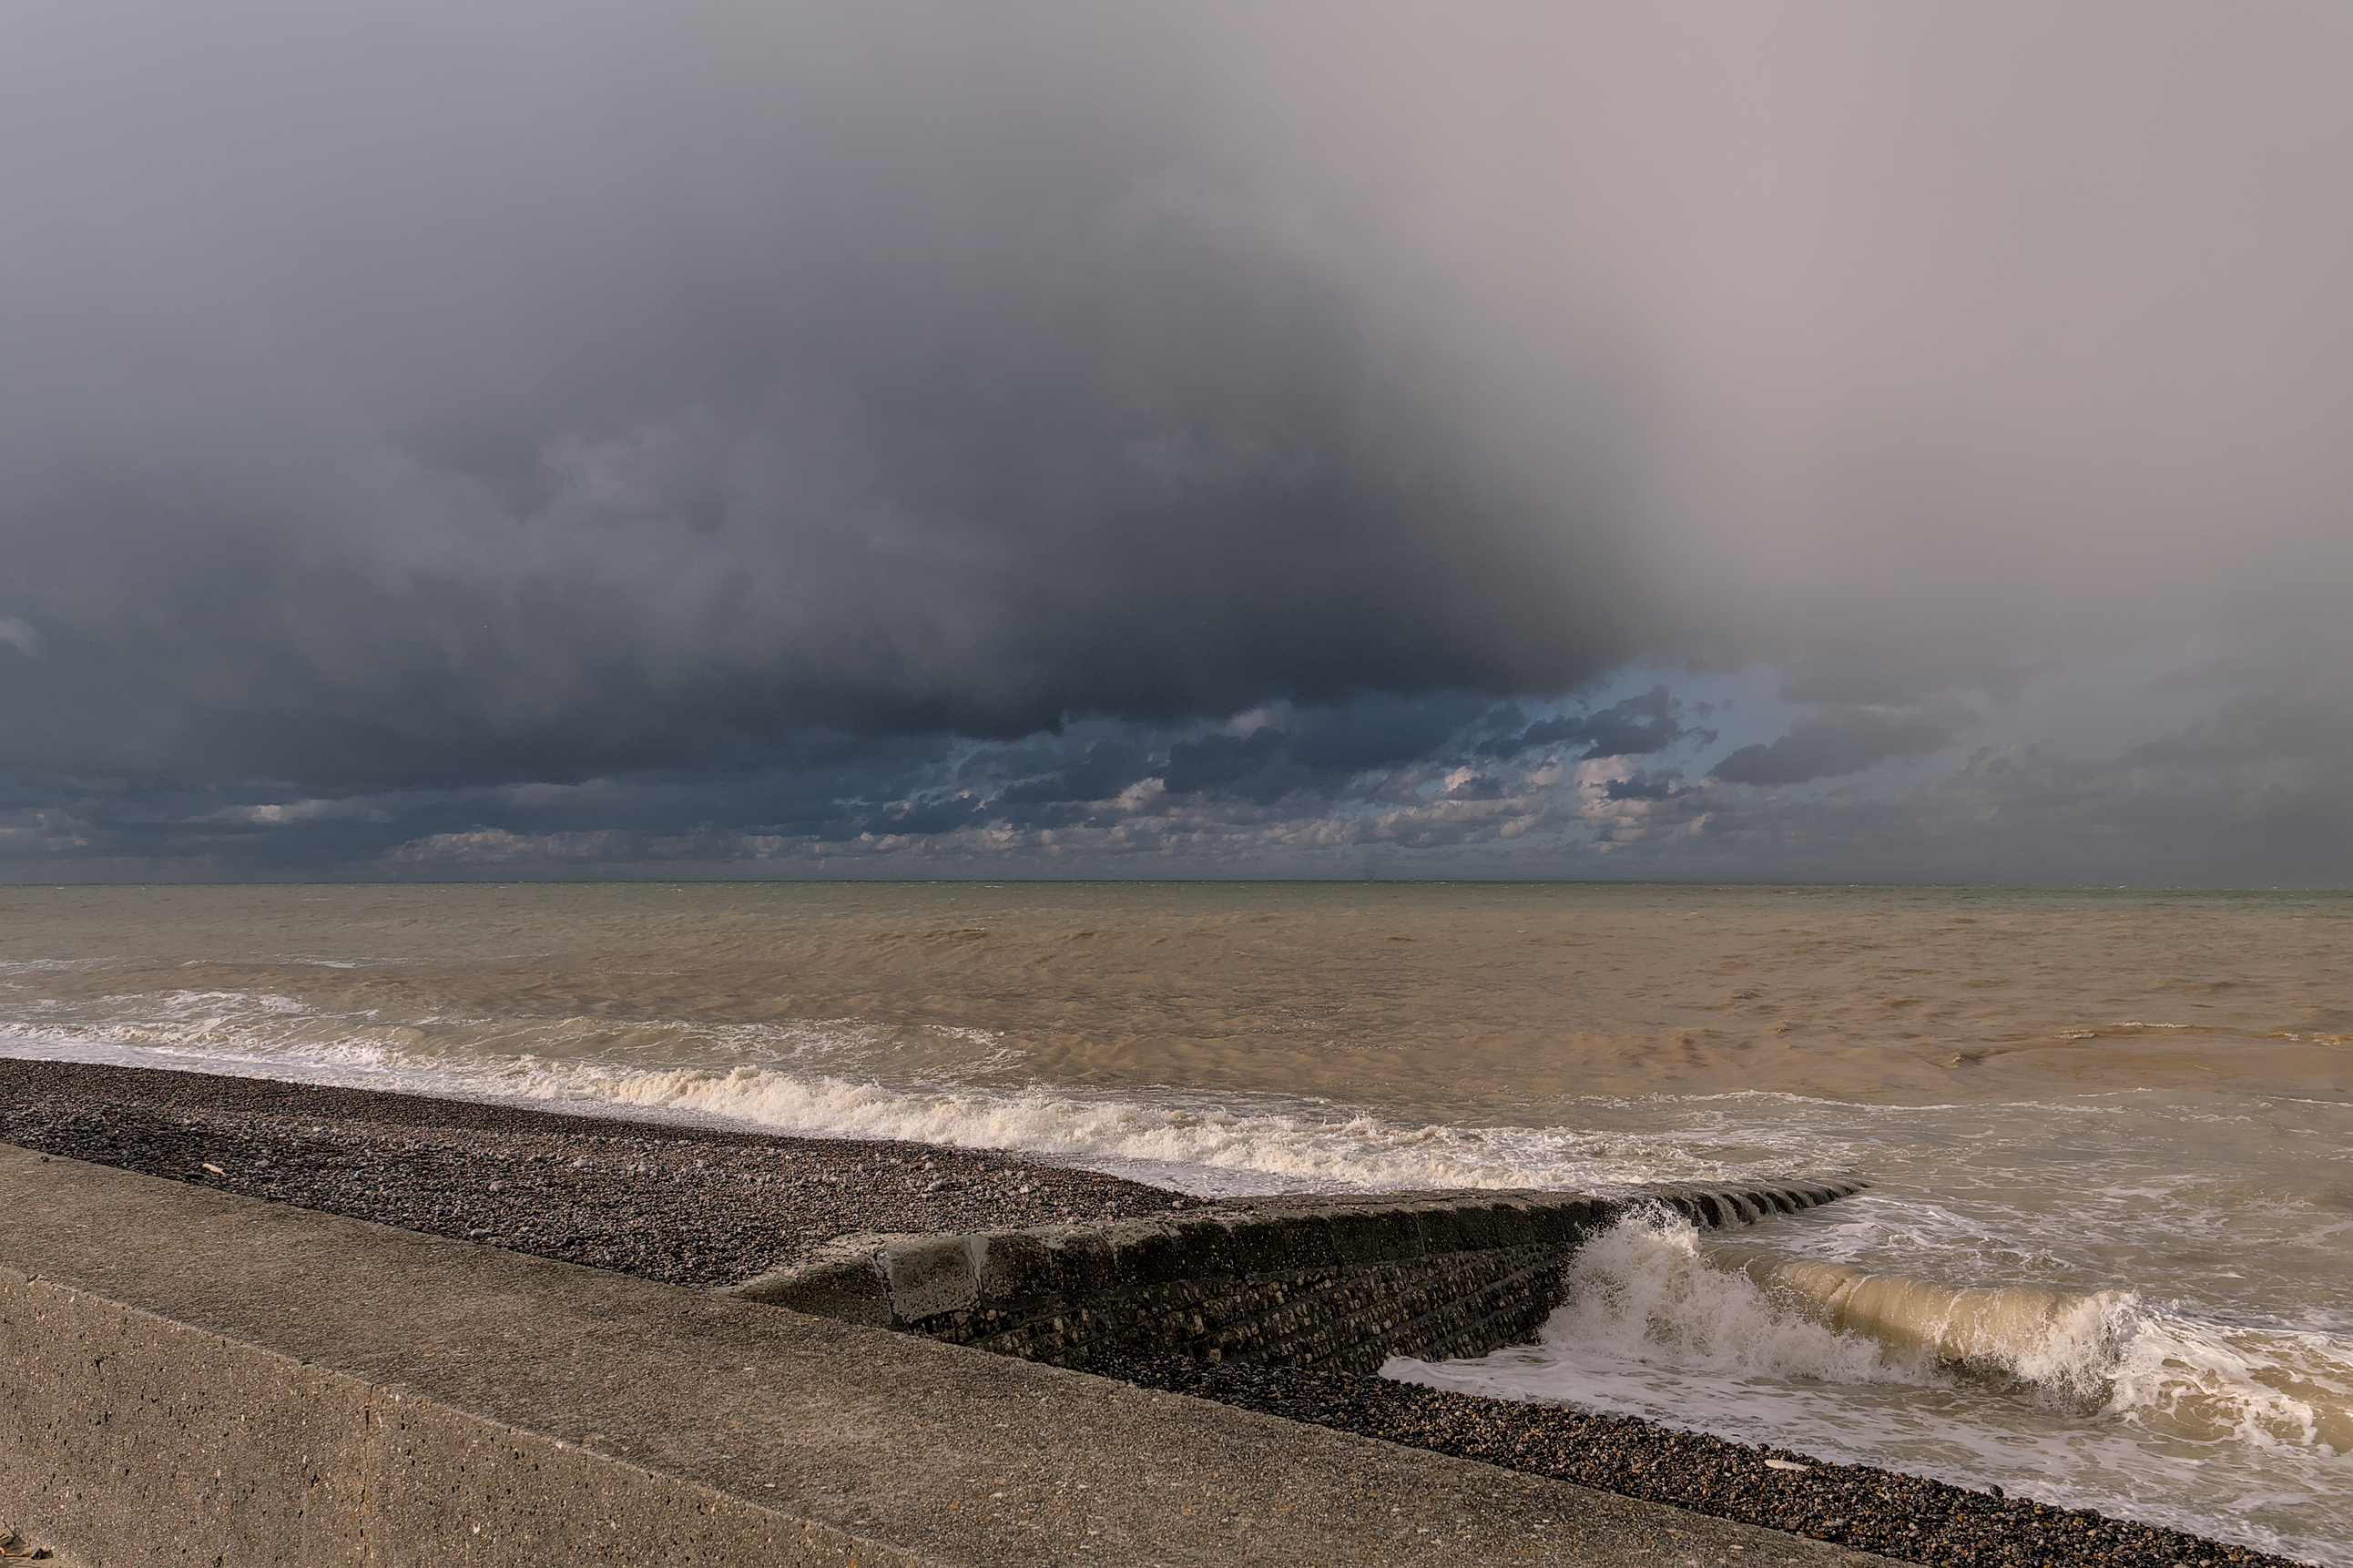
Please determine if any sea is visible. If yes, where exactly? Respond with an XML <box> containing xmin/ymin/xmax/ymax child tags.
<box><xmin>2</xmin><ymin>882</ymin><xmax>2347</xmax><ymax>1562</ymax></box>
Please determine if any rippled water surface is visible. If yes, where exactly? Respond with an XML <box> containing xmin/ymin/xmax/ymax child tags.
<box><xmin>3</xmin><ymin>882</ymin><xmax>2347</xmax><ymax>1560</ymax></box>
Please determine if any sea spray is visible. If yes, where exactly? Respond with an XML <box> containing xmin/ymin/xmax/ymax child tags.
<box><xmin>1391</xmin><ymin>1211</ymin><xmax>2353</xmax><ymax>1562</ymax></box>
<box><xmin>1540</xmin><ymin>1209</ymin><xmax>1932</xmax><ymax>1384</ymax></box>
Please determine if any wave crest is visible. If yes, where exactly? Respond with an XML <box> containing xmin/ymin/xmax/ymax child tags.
<box><xmin>1527</xmin><ymin>1211</ymin><xmax>2353</xmax><ymax>1453</ymax></box>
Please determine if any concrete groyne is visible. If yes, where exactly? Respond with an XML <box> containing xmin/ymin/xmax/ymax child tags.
<box><xmin>732</xmin><ymin>1181</ymin><xmax>1866</xmax><ymax>1372</ymax></box>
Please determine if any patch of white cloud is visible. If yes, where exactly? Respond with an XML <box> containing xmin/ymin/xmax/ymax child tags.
<box><xmin>208</xmin><ymin>798</ymin><xmax>396</xmax><ymax>827</ymax></box>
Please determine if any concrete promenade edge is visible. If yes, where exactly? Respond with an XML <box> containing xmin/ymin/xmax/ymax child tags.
<box><xmin>0</xmin><ymin>1145</ymin><xmax>1912</xmax><ymax>1567</ymax></box>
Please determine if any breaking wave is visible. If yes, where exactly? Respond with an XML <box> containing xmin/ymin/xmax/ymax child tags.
<box><xmin>1390</xmin><ymin>1211</ymin><xmax>2353</xmax><ymax>1558</ymax></box>
<box><xmin>1548</xmin><ymin>1211</ymin><xmax>2353</xmax><ymax>1451</ymax></box>
<box><xmin>0</xmin><ymin>998</ymin><xmax>1793</xmax><ymax>1196</ymax></box>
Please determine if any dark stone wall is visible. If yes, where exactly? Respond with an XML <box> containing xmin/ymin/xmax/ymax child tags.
<box><xmin>729</xmin><ymin>1182</ymin><xmax>1864</xmax><ymax>1373</ymax></box>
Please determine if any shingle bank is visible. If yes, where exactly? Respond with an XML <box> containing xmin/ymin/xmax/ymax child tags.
<box><xmin>732</xmin><ymin>1181</ymin><xmax>1867</xmax><ymax>1371</ymax></box>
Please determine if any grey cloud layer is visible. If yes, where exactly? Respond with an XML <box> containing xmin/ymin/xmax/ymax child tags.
<box><xmin>3</xmin><ymin>3</ymin><xmax>2349</xmax><ymax>881</ymax></box>
<box><xmin>0</xmin><ymin>4</ymin><xmax>1632</xmax><ymax>791</ymax></box>
<box><xmin>14</xmin><ymin>658</ymin><xmax>2348</xmax><ymax>885</ymax></box>
<box><xmin>1711</xmin><ymin>700</ymin><xmax>1975</xmax><ymax>786</ymax></box>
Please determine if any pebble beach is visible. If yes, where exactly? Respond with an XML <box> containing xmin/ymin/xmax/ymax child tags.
<box><xmin>0</xmin><ymin>1056</ymin><xmax>2314</xmax><ymax>1568</ymax></box>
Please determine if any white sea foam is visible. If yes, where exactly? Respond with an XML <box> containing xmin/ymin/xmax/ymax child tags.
<box><xmin>285</xmin><ymin>1047</ymin><xmax>1761</xmax><ymax>1196</ymax></box>
<box><xmin>0</xmin><ymin>993</ymin><xmax>1818</xmax><ymax>1194</ymax></box>
<box><xmin>1390</xmin><ymin>1211</ymin><xmax>2353</xmax><ymax>1562</ymax></box>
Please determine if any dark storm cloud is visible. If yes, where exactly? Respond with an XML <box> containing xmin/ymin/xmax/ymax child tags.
<box><xmin>991</xmin><ymin>739</ymin><xmax>1158</xmax><ymax>808</ymax></box>
<box><xmin>1771</xmin><ymin>657</ymin><xmax>2040</xmax><ymax>708</ymax></box>
<box><xmin>2119</xmin><ymin>660</ymin><xmax>2348</xmax><ymax>769</ymax></box>
<box><xmin>8</xmin><ymin>657</ymin><xmax>2352</xmax><ymax>885</ymax></box>
<box><xmin>1480</xmin><ymin>686</ymin><xmax>1712</xmax><ymax>761</ymax></box>
<box><xmin>1159</xmin><ymin>730</ymin><xmax>1298</xmax><ymax>802</ymax></box>
<box><xmin>0</xmin><ymin>3</ymin><xmax>1634</xmax><ymax>796</ymax></box>
<box><xmin>4</xmin><ymin>3</ymin><xmax>2352</xmax><ymax>883</ymax></box>
<box><xmin>1710</xmin><ymin>701</ymin><xmax>1977</xmax><ymax>786</ymax></box>
<box><xmin>1146</xmin><ymin>694</ymin><xmax>1498</xmax><ymax>804</ymax></box>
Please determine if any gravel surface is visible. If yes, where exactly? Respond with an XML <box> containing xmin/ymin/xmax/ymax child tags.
<box><xmin>1093</xmin><ymin>1355</ymin><xmax>2316</xmax><ymax>1568</ymax></box>
<box><xmin>2</xmin><ymin>1058</ymin><xmax>2313</xmax><ymax>1568</ymax></box>
<box><xmin>0</xmin><ymin>1058</ymin><xmax>1188</xmax><ymax>1285</ymax></box>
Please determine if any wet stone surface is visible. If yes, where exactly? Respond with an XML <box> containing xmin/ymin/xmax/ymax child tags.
<box><xmin>1095</xmin><ymin>1354</ymin><xmax>2317</xmax><ymax>1568</ymax></box>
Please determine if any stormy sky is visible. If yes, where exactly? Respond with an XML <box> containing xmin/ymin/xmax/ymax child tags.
<box><xmin>4</xmin><ymin>3</ymin><xmax>2349</xmax><ymax>883</ymax></box>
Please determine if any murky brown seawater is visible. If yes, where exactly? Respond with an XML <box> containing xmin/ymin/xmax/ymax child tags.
<box><xmin>4</xmin><ymin>882</ymin><xmax>2348</xmax><ymax>1560</ymax></box>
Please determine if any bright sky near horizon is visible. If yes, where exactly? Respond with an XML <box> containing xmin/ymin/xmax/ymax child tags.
<box><xmin>3</xmin><ymin>3</ymin><xmax>2348</xmax><ymax>883</ymax></box>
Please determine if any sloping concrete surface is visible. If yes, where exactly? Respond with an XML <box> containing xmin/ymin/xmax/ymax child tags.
<box><xmin>0</xmin><ymin>1144</ymin><xmax>1910</xmax><ymax>1566</ymax></box>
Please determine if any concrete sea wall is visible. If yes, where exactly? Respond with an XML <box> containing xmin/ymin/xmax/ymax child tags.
<box><xmin>731</xmin><ymin>1182</ymin><xmax>1866</xmax><ymax>1372</ymax></box>
<box><xmin>0</xmin><ymin>1145</ymin><xmax>1903</xmax><ymax>1567</ymax></box>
